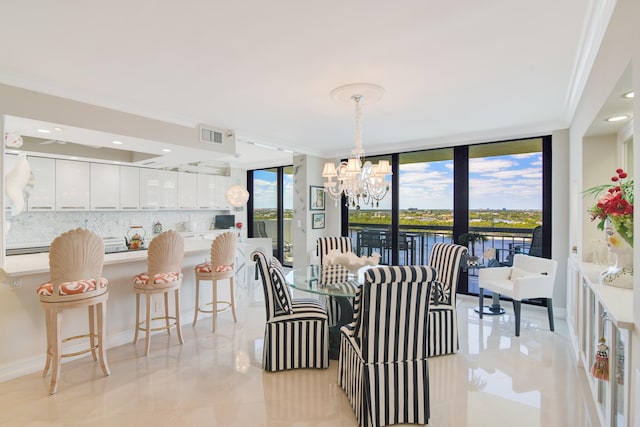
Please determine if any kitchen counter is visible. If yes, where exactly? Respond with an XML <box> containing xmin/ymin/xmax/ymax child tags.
<box><xmin>1</xmin><ymin>239</ymin><xmax>212</xmax><ymax>278</ymax></box>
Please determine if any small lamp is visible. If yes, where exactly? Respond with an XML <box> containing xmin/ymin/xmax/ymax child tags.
<box><xmin>225</xmin><ymin>184</ymin><xmax>250</xmax><ymax>209</ymax></box>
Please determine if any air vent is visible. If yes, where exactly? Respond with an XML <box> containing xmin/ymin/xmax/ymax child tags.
<box><xmin>200</xmin><ymin>125</ymin><xmax>228</xmax><ymax>144</ymax></box>
<box><xmin>197</xmin><ymin>124</ymin><xmax>236</xmax><ymax>155</ymax></box>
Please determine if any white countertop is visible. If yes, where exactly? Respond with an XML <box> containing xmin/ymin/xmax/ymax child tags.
<box><xmin>1</xmin><ymin>239</ymin><xmax>212</xmax><ymax>277</ymax></box>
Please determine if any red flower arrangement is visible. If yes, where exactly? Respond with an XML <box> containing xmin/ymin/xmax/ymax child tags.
<box><xmin>584</xmin><ymin>168</ymin><xmax>634</xmax><ymax>247</ymax></box>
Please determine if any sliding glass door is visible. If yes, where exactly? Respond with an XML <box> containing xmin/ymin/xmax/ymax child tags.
<box><xmin>343</xmin><ymin>136</ymin><xmax>551</xmax><ymax>298</ymax></box>
<box><xmin>248</xmin><ymin>166</ymin><xmax>294</xmax><ymax>266</ymax></box>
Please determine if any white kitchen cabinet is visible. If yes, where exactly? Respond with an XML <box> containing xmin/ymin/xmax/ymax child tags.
<box><xmin>55</xmin><ymin>159</ymin><xmax>90</xmax><ymax>211</ymax></box>
<box><xmin>120</xmin><ymin>166</ymin><xmax>140</xmax><ymax>210</ymax></box>
<box><xmin>90</xmin><ymin>163</ymin><xmax>120</xmax><ymax>210</ymax></box>
<box><xmin>214</xmin><ymin>175</ymin><xmax>230</xmax><ymax>210</ymax></box>
<box><xmin>177</xmin><ymin>172</ymin><xmax>197</xmax><ymax>209</ymax></box>
<box><xmin>197</xmin><ymin>173</ymin><xmax>217</xmax><ymax>209</ymax></box>
<box><xmin>139</xmin><ymin>168</ymin><xmax>160</xmax><ymax>210</ymax></box>
<box><xmin>158</xmin><ymin>170</ymin><xmax>177</xmax><ymax>209</ymax></box>
<box><xmin>27</xmin><ymin>156</ymin><xmax>56</xmax><ymax>211</ymax></box>
<box><xmin>140</xmin><ymin>168</ymin><xmax>177</xmax><ymax>210</ymax></box>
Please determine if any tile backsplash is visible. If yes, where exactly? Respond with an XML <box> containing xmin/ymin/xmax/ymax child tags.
<box><xmin>5</xmin><ymin>210</ymin><xmax>245</xmax><ymax>248</ymax></box>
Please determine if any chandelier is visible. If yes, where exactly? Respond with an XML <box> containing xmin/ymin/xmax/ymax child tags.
<box><xmin>322</xmin><ymin>83</ymin><xmax>392</xmax><ymax>209</ymax></box>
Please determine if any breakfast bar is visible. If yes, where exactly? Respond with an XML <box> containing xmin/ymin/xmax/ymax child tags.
<box><xmin>0</xmin><ymin>237</ymin><xmax>216</xmax><ymax>382</ymax></box>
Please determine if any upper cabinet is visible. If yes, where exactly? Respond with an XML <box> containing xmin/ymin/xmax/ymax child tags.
<box><xmin>55</xmin><ymin>159</ymin><xmax>90</xmax><ymax>211</ymax></box>
<box><xmin>90</xmin><ymin>163</ymin><xmax>120</xmax><ymax>210</ymax></box>
<box><xmin>139</xmin><ymin>168</ymin><xmax>178</xmax><ymax>210</ymax></box>
<box><xmin>27</xmin><ymin>157</ymin><xmax>56</xmax><ymax>211</ymax></box>
<box><xmin>197</xmin><ymin>173</ymin><xmax>217</xmax><ymax>209</ymax></box>
<box><xmin>158</xmin><ymin>170</ymin><xmax>178</xmax><ymax>209</ymax></box>
<box><xmin>120</xmin><ymin>166</ymin><xmax>140</xmax><ymax>210</ymax></box>
<box><xmin>196</xmin><ymin>174</ymin><xmax>230</xmax><ymax>209</ymax></box>
<box><xmin>215</xmin><ymin>175</ymin><xmax>230</xmax><ymax>210</ymax></box>
<box><xmin>3</xmin><ymin>155</ymin><xmax>237</xmax><ymax>213</ymax></box>
<box><xmin>177</xmin><ymin>172</ymin><xmax>197</xmax><ymax>210</ymax></box>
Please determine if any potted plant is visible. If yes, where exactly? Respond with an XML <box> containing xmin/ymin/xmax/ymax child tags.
<box><xmin>458</xmin><ymin>232</ymin><xmax>488</xmax><ymax>266</ymax></box>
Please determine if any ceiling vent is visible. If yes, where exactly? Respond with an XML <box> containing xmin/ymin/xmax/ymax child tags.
<box><xmin>198</xmin><ymin>124</ymin><xmax>236</xmax><ymax>155</ymax></box>
<box><xmin>200</xmin><ymin>125</ymin><xmax>232</xmax><ymax>144</ymax></box>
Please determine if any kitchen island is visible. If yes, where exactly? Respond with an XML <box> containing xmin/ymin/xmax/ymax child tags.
<box><xmin>0</xmin><ymin>237</ymin><xmax>235</xmax><ymax>383</ymax></box>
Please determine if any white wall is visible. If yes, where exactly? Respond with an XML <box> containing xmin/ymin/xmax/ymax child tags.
<box><xmin>568</xmin><ymin>0</ymin><xmax>640</xmax><ymax>423</ymax></box>
<box><xmin>551</xmin><ymin>129</ymin><xmax>570</xmax><ymax>310</ymax></box>
<box><xmin>292</xmin><ymin>154</ymin><xmax>341</xmax><ymax>270</ymax></box>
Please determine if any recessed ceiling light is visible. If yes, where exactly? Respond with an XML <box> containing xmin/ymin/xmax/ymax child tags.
<box><xmin>112</xmin><ymin>140</ymin><xmax>123</xmax><ymax>145</ymax></box>
<box><xmin>69</xmin><ymin>156</ymin><xmax>78</xmax><ymax>160</ymax></box>
<box><xmin>37</xmin><ymin>129</ymin><xmax>51</xmax><ymax>134</ymax></box>
<box><xmin>606</xmin><ymin>115</ymin><xmax>630</xmax><ymax>122</ymax></box>
<box><xmin>113</xmin><ymin>161</ymin><xmax>121</xmax><ymax>164</ymax></box>
<box><xmin>162</xmin><ymin>148</ymin><xmax>172</xmax><ymax>153</ymax></box>
<box><xmin>53</xmin><ymin>127</ymin><xmax>63</xmax><ymax>131</ymax></box>
<box><xmin>622</xmin><ymin>91</ymin><xmax>634</xmax><ymax>99</ymax></box>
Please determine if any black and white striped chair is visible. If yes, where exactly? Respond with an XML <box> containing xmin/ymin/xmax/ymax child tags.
<box><xmin>316</xmin><ymin>236</ymin><xmax>353</xmax><ymax>265</ymax></box>
<box><xmin>252</xmin><ymin>250</ymin><xmax>329</xmax><ymax>371</ymax></box>
<box><xmin>427</xmin><ymin>242</ymin><xmax>467</xmax><ymax>357</ymax></box>
<box><xmin>338</xmin><ymin>265</ymin><xmax>436</xmax><ymax>427</ymax></box>
<box><xmin>316</xmin><ymin>237</ymin><xmax>354</xmax><ymax>325</ymax></box>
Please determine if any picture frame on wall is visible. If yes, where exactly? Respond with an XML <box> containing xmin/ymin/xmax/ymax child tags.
<box><xmin>312</xmin><ymin>213</ymin><xmax>325</xmax><ymax>229</ymax></box>
<box><xmin>309</xmin><ymin>186</ymin><xmax>326</xmax><ymax>210</ymax></box>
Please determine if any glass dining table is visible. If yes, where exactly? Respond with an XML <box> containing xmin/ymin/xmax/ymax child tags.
<box><xmin>285</xmin><ymin>265</ymin><xmax>366</xmax><ymax>359</ymax></box>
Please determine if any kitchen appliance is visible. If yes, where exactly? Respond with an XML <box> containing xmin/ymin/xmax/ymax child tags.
<box><xmin>125</xmin><ymin>226</ymin><xmax>145</xmax><ymax>250</ymax></box>
<box><xmin>213</xmin><ymin>214</ymin><xmax>235</xmax><ymax>230</ymax></box>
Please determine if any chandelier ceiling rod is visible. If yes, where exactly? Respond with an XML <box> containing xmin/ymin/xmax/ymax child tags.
<box><xmin>322</xmin><ymin>83</ymin><xmax>392</xmax><ymax>210</ymax></box>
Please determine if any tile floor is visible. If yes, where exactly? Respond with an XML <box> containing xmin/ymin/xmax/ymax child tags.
<box><xmin>0</xmin><ymin>278</ymin><xmax>600</xmax><ymax>427</ymax></box>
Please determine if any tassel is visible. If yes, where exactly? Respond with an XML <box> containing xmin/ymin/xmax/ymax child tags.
<box><xmin>617</xmin><ymin>352</ymin><xmax>624</xmax><ymax>385</ymax></box>
<box><xmin>591</xmin><ymin>337</ymin><xmax>609</xmax><ymax>381</ymax></box>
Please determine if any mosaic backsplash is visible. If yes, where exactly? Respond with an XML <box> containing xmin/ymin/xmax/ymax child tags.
<box><xmin>5</xmin><ymin>210</ymin><xmax>242</xmax><ymax>248</ymax></box>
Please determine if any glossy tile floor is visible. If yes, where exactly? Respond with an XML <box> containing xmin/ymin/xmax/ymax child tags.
<box><xmin>0</xmin><ymin>278</ymin><xmax>600</xmax><ymax>427</ymax></box>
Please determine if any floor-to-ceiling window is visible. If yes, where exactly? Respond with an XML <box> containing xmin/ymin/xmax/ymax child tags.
<box><xmin>344</xmin><ymin>136</ymin><xmax>551</xmax><ymax>298</ymax></box>
<box><xmin>346</xmin><ymin>154</ymin><xmax>392</xmax><ymax>264</ymax></box>
<box><xmin>466</xmin><ymin>139</ymin><xmax>546</xmax><ymax>294</ymax></box>
<box><xmin>397</xmin><ymin>148</ymin><xmax>454</xmax><ymax>265</ymax></box>
<box><xmin>248</xmin><ymin>166</ymin><xmax>294</xmax><ymax>266</ymax></box>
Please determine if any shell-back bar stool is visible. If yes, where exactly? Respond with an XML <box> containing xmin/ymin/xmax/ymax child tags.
<box><xmin>36</xmin><ymin>228</ymin><xmax>110</xmax><ymax>395</ymax></box>
<box><xmin>193</xmin><ymin>231</ymin><xmax>237</xmax><ymax>332</ymax></box>
<box><xmin>132</xmin><ymin>230</ymin><xmax>185</xmax><ymax>356</ymax></box>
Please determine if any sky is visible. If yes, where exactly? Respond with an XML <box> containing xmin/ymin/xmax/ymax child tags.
<box><xmin>252</xmin><ymin>152</ymin><xmax>542</xmax><ymax>210</ymax></box>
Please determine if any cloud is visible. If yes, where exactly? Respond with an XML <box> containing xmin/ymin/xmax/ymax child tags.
<box><xmin>469</xmin><ymin>158</ymin><xmax>517</xmax><ymax>173</ymax></box>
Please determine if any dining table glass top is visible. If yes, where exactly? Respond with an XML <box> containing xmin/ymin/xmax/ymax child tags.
<box><xmin>285</xmin><ymin>265</ymin><xmax>368</xmax><ymax>298</ymax></box>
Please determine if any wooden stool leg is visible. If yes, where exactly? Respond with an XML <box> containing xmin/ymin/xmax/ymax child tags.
<box><xmin>49</xmin><ymin>309</ymin><xmax>63</xmax><ymax>395</ymax></box>
<box><xmin>164</xmin><ymin>292</ymin><xmax>170</xmax><ymax>335</ymax></box>
<box><xmin>229</xmin><ymin>277</ymin><xmax>237</xmax><ymax>323</ymax></box>
<box><xmin>133</xmin><ymin>292</ymin><xmax>140</xmax><ymax>343</ymax></box>
<box><xmin>97</xmin><ymin>301</ymin><xmax>110</xmax><ymax>376</ymax></box>
<box><xmin>144</xmin><ymin>293</ymin><xmax>152</xmax><ymax>356</ymax></box>
<box><xmin>175</xmin><ymin>288</ymin><xmax>184</xmax><ymax>345</ymax></box>
<box><xmin>88</xmin><ymin>305</ymin><xmax>97</xmax><ymax>361</ymax></box>
<box><xmin>192</xmin><ymin>277</ymin><xmax>200</xmax><ymax>326</ymax></box>
<box><xmin>42</xmin><ymin>308</ymin><xmax>53</xmax><ymax>377</ymax></box>
<box><xmin>212</xmin><ymin>279</ymin><xmax>218</xmax><ymax>333</ymax></box>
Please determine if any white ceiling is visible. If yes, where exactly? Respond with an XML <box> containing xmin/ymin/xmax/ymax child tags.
<box><xmin>0</xmin><ymin>1</ymin><xmax>617</xmax><ymax>169</ymax></box>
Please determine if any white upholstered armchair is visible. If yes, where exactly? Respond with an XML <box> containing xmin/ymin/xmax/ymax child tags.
<box><xmin>478</xmin><ymin>254</ymin><xmax>558</xmax><ymax>336</ymax></box>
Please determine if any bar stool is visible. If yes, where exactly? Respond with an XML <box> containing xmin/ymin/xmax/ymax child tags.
<box><xmin>132</xmin><ymin>230</ymin><xmax>185</xmax><ymax>356</ymax></box>
<box><xmin>36</xmin><ymin>228</ymin><xmax>110</xmax><ymax>395</ymax></box>
<box><xmin>193</xmin><ymin>231</ymin><xmax>237</xmax><ymax>332</ymax></box>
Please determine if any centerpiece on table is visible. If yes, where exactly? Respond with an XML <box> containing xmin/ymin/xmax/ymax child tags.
<box><xmin>584</xmin><ymin>168</ymin><xmax>633</xmax><ymax>289</ymax></box>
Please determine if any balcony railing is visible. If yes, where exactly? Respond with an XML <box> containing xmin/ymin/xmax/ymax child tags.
<box><xmin>348</xmin><ymin>223</ymin><xmax>537</xmax><ymax>266</ymax></box>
